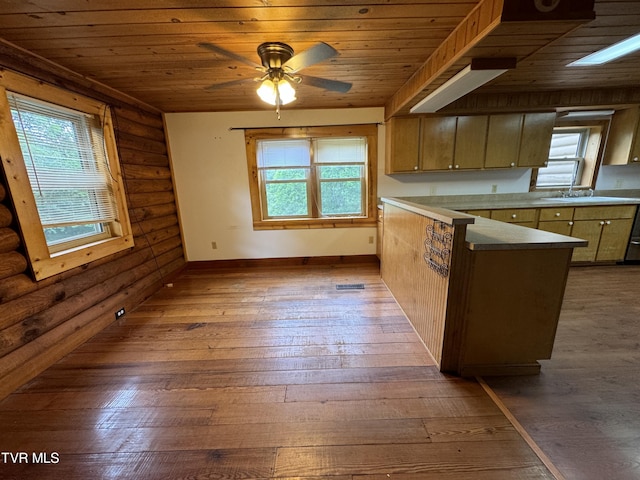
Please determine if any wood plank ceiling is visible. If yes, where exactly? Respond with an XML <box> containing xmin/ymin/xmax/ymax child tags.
<box><xmin>0</xmin><ymin>1</ymin><xmax>638</xmax><ymax>116</ymax></box>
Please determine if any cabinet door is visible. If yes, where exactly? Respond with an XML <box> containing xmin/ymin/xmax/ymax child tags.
<box><xmin>454</xmin><ymin>116</ymin><xmax>487</xmax><ymax>170</ymax></box>
<box><xmin>596</xmin><ymin>218</ymin><xmax>634</xmax><ymax>262</ymax></box>
<box><xmin>603</xmin><ymin>107</ymin><xmax>640</xmax><ymax>165</ymax></box>
<box><xmin>484</xmin><ymin>114</ymin><xmax>523</xmax><ymax>168</ymax></box>
<box><xmin>518</xmin><ymin>112</ymin><xmax>556</xmax><ymax>168</ymax></box>
<box><xmin>420</xmin><ymin>116</ymin><xmax>456</xmax><ymax>170</ymax></box>
<box><xmin>385</xmin><ymin>117</ymin><xmax>421</xmax><ymax>173</ymax></box>
<box><xmin>570</xmin><ymin>220</ymin><xmax>602</xmax><ymax>262</ymax></box>
<box><xmin>538</xmin><ymin>220</ymin><xmax>573</xmax><ymax>236</ymax></box>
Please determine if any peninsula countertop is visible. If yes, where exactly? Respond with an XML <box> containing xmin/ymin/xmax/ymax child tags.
<box><xmin>381</xmin><ymin>196</ymin><xmax>589</xmax><ymax>251</ymax></box>
<box><xmin>394</xmin><ymin>191</ymin><xmax>640</xmax><ymax>211</ymax></box>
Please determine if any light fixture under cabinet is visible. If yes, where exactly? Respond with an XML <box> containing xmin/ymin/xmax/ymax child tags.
<box><xmin>410</xmin><ymin>58</ymin><xmax>516</xmax><ymax>114</ymax></box>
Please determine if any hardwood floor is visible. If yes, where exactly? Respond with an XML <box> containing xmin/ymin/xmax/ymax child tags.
<box><xmin>0</xmin><ymin>261</ymin><xmax>554</xmax><ymax>479</ymax></box>
<box><xmin>485</xmin><ymin>264</ymin><xmax>640</xmax><ymax>480</ymax></box>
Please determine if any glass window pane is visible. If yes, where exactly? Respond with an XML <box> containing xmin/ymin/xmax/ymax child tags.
<box><xmin>537</xmin><ymin>159</ymin><xmax>579</xmax><ymax>187</ymax></box>
<box><xmin>258</xmin><ymin>139</ymin><xmax>310</xmax><ymax>167</ymax></box>
<box><xmin>315</xmin><ymin>137</ymin><xmax>366</xmax><ymax>164</ymax></box>
<box><xmin>265</xmin><ymin>182</ymin><xmax>309</xmax><ymax>217</ymax></box>
<box><xmin>318</xmin><ymin>165</ymin><xmax>362</xmax><ymax>179</ymax></box>
<box><xmin>44</xmin><ymin>224</ymin><xmax>103</xmax><ymax>246</ymax></box>
<box><xmin>320</xmin><ymin>180</ymin><xmax>363</xmax><ymax>215</ymax></box>
<box><xmin>549</xmin><ymin>132</ymin><xmax>584</xmax><ymax>158</ymax></box>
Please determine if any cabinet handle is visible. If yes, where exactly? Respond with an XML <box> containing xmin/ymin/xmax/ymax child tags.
<box><xmin>599</xmin><ymin>221</ymin><xmax>605</xmax><ymax>226</ymax></box>
<box><xmin>605</xmin><ymin>220</ymin><xmax>611</xmax><ymax>225</ymax></box>
<box><xmin>448</xmin><ymin>165</ymin><xmax>453</xmax><ymax>169</ymax></box>
<box><xmin>568</xmin><ymin>221</ymin><xmax>574</xmax><ymax>226</ymax></box>
<box><xmin>510</xmin><ymin>162</ymin><xmax>516</xmax><ymax>167</ymax></box>
<box><xmin>511</xmin><ymin>214</ymin><xmax>517</xmax><ymax>219</ymax></box>
<box><xmin>633</xmin><ymin>157</ymin><xmax>639</xmax><ymax>162</ymax></box>
<box><xmin>555</xmin><ymin>212</ymin><xmax>561</xmax><ymax>217</ymax></box>
<box><xmin>455</xmin><ymin>165</ymin><xmax>460</xmax><ymax>169</ymax></box>
<box><xmin>413</xmin><ymin>166</ymin><xmax>418</xmax><ymax>170</ymax></box>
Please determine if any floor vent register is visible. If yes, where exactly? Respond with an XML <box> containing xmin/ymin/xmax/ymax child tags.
<box><xmin>336</xmin><ymin>284</ymin><xmax>365</xmax><ymax>290</ymax></box>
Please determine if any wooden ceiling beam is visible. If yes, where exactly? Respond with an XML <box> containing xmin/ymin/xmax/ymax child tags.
<box><xmin>384</xmin><ymin>0</ymin><xmax>596</xmax><ymax>119</ymax></box>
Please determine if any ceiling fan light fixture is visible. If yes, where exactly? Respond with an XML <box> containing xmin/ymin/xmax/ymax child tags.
<box><xmin>256</xmin><ymin>77</ymin><xmax>296</xmax><ymax>106</ymax></box>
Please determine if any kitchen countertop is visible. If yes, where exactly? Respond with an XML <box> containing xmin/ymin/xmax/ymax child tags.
<box><xmin>396</xmin><ymin>193</ymin><xmax>640</xmax><ymax>211</ymax></box>
<box><xmin>381</xmin><ymin>196</ymin><xmax>590</xmax><ymax>251</ymax></box>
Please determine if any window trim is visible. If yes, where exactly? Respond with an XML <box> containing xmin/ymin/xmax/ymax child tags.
<box><xmin>532</xmin><ymin>123</ymin><xmax>604</xmax><ymax>191</ymax></box>
<box><xmin>0</xmin><ymin>71</ymin><xmax>134</xmax><ymax>281</ymax></box>
<box><xmin>245</xmin><ymin>124</ymin><xmax>378</xmax><ymax>230</ymax></box>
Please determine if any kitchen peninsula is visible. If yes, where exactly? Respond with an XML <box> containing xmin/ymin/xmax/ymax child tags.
<box><xmin>380</xmin><ymin>196</ymin><xmax>588</xmax><ymax>377</ymax></box>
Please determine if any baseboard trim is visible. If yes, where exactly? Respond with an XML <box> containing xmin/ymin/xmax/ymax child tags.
<box><xmin>186</xmin><ymin>255</ymin><xmax>380</xmax><ymax>270</ymax></box>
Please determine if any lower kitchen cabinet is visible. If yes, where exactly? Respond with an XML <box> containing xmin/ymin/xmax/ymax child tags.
<box><xmin>570</xmin><ymin>205</ymin><xmax>636</xmax><ymax>262</ymax></box>
<box><xmin>537</xmin><ymin>207</ymin><xmax>575</xmax><ymax>236</ymax></box>
<box><xmin>570</xmin><ymin>218</ymin><xmax>633</xmax><ymax>262</ymax></box>
<box><xmin>490</xmin><ymin>208</ymin><xmax>538</xmax><ymax>228</ymax></box>
<box><xmin>462</xmin><ymin>204</ymin><xmax>636</xmax><ymax>263</ymax></box>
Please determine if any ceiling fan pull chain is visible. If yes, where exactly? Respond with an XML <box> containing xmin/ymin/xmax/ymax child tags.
<box><xmin>275</xmin><ymin>83</ymin><xmax>282</xmax><ymax>120</ymax></box>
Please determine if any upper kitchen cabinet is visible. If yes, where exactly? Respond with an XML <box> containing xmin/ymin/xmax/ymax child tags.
<box><xmin>484</xmin><ymin>112</ymin><xmax>556</xmax><ymax>169</ymax></box>
<box><xmin>518</xmin><ymin>113</ymin><xmax>557</xmax><ymax>168</ymax></box>
<box><xmin>385</xmin><ymin>116</ymin><xmax>422</xmax><ymax>172</ymax></box>
<box><xmin>484</xmin><ymin>114</ymin><xmax>523</xmax><ymax>169</ymax></box>
<box><xmin>420</xmin><ymin>116</ymin><xmax>457</xmax><ymax>170</ymax></box>
<box><xmin>451</xmin><ymin>116</ymin><xmax>487</xmax><ymax>171</ymax></box>
<box><xmin>603</xmin><ymin>106</ymin><xmax>640</xmax><ymax>165</ymax></box>
<box><xmin>385</xmin><ymin>112</ymin><xmax>556</xmax><ymax>174</ymax></box>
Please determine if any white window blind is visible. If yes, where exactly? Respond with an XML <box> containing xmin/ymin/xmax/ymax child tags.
<box><xmin>536</xmin><ymin>129</ymin><xmax>588</xmax><ymax>188</ymax></box>
<box><xmin>8</xmin><ymin>93</ymin><xmax>117</xmax><ymax>246</ymax></box>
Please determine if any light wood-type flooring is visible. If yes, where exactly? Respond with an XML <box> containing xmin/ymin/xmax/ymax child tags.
<box><xmin>0</xmin><ymin>261</ymin><xmax>554</xmax><ymax>479</ymax></box>
<box><xmin>485</xmin><ymin>264</ymin><xmax>640</xmax><ymax>480</ymax></box>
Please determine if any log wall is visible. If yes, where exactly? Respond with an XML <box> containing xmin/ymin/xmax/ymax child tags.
<box><xmin>0</xmin><ymin>44</ymin><xmax>186</xmax><ymax>400</ymax></box>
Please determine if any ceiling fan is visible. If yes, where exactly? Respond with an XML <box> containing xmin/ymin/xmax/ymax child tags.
<box><xmin>198</xmin><ymin>41</ymin><xmax>352</xmax><ymax>118</ymax></box>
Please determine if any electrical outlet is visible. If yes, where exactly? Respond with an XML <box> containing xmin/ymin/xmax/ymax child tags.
<box><xmin>491</xmin><ymin>184</ymin><xmax>498</xmax><ymax>193</ymax></box>
<box><xmin>368</xmin><ymin>236</ymin><xmax>374</xmax><ymax>244</ymax></box>
<box><xmin>211</xmin><ymin>241</ymin><xmax>217</xmax><ymax>249</ymax></box>
<box><xmin>115</xmin><ymin>308</ymin><xmax>126</xmax><ymax>320</ymax></box>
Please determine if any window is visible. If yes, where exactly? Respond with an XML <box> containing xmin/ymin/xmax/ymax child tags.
<box><xmin>0</xmin><ymin>71</ymin><xmax>133</xmax><ymax>280</ymax></box>
<box><xmin>534</xmin><ymin>124</ymin><xmax>606</xmax><ymax>190</ymax></box>
<box><xmin>536</xmin><ymin>129</ymin><xmax>588</xmax><ymax>187</ymax></box>
<box><xmin>245</xmin><ymin>124</ymin><xmax>377</xmax><ymax>229</ymax></box>
<box><xmin>9</xmin><ymin>93</ymin><xmax>115</xmax><ymax>252</ymax></box>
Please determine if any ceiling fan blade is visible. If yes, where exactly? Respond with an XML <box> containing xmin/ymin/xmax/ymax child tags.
<box><xmin>198</xmin><ymin>42</ymin><xmax>263</xmax><ymax>70</ymax></box>
<box><xmin>205</xmin><ymin>77</ymin><xmax>257</xmax><ymax>91</ymax></box>
<box><xmin>284</xmin><ymin>42</ymin><xmax>338</xmax><ymax>73</ymax></box>
<box><xmin>301</xmin><ymin>75</ymin><xmax>352</xmax><ymax>93</ymax></box>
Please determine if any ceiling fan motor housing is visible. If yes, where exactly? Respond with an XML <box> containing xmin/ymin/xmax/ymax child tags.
<box><xmin>257</xmin><ymin>42</ymin><xmax>294</xmax><ymax>69</ymax></box>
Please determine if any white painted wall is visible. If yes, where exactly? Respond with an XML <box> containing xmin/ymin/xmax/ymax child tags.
<box><xmin>165</xmin><ymin>108</ymin><xmax>381</xmax><ymax>261</ymax></box>
<box><xmin>596</xmin><ymin>164</ymin><xmax>640</xmax><ymax>190</ymax></box>
<box><xmin>165</xmin><ymin>107</ymin><xmax>640</xmax><ymax>260</ymax></box>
